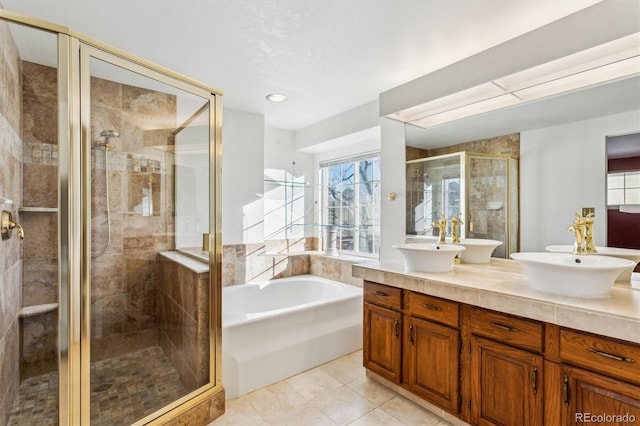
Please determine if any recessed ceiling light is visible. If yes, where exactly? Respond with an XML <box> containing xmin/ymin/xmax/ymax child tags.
<box><xmin>266</xmin><ymin>93</ymin><xmax>288</xmax><ymax>103</ymax></box>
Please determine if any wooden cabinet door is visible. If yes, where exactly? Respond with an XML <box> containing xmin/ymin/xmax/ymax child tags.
<box><xmin>562</xmin><ymin>365</ymin><xmax>640</xmax><ymax>425</ymax></box>
<box><xmin>363</xmin><ymin>302</ymin><xmax>402</xmax><ymax>383</ymax></box>
<box><xmin>471</xmin><ymin>336</ymin><xmax>544</xmax><ymax>426</ymax></box>
<box><xmin>403</xmin><ymin>316</ymin><xmax>460</xmax><ymax>413</ymax></box>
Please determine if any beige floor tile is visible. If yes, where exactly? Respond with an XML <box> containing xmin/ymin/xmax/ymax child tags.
<box><xmin>380</xmin><ymin>395</ymin><xmax>443</xmax><ymax>426</ymax></box>
<box><xmin>209</xmin><ymin>396</ymin><xmax>268</xmax><ymax>425</ymax></box>
<box><xmin>319</xmin><ymin>350</ymin><xmax>365</xmax><ymax>385</ymax></box>
<box><xmin>286</xmin><ymin>368</ymin><xmax>343</xmax><ymax>400</ymax></box>
<box><xmin>310</xmin><ymin>385</ymin><xmax>376</xmax><ymax>426</ymax></box>
<box><xmin>346</xmin><ymin>376</ymin><xmax>397</xmax><ymax>406</ymax></box>
<box><xmin>242</xmin><ymin>381</ymin><xmax>307</xmax><ymax>423</ymax></box>
<box><xmin>267</xmin><ymin>402</ymin><xmax>337</xmax><ymax>426</ymax></box>
<box><xmin>348</xmin><ymin>407</ymin><xmax>405</xmax><ymax>426</ymax></box>
<box><xmin>209</xmin><ymin>350</ymin><xmax>449</xmax><ymax>426</ymax></box>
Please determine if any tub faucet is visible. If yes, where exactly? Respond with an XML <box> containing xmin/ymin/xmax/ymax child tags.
<box><xmin>432</xmin><ymin>213</ymin><xmax>447</xmax><ymax>244</ymax></box>
<box><xmin>451</xmin><ymin>212</ymin><xmax>463</xmax><ymax>243</ymax></box>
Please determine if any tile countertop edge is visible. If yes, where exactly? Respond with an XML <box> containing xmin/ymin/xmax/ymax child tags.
<box><xmin>353</xmin><ymin>260</ymin><xmax>640</xmax><ymax>345</ymax></box>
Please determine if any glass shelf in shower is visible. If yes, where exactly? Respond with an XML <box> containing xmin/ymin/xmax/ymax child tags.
<box><xmin>264</xmin><ymin>179</ymin><xmax>311</xmax><ymax>187</ymax></box>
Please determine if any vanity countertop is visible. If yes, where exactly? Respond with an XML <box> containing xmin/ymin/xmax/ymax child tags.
<box><xmin>352</xmin><ymin>258</ymin><xmax>640</xmax><ymax>344</ymax></box>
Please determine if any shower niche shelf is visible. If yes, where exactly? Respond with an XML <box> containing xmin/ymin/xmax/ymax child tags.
<box><xmin>19</xmin><ymin>207</ymin><xmax>58</xmax><ymax>213</ymax></box>
<box><xmin>19</xmin><ymin>303</ymin><xmax>58</xmax><ymax>318</ymax></box>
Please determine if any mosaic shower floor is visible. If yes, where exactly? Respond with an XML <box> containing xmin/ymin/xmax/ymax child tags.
<box><xmin>8</xmin><ymin>346</ymin><xmax>188</xmax><ymax>426</ymax></box>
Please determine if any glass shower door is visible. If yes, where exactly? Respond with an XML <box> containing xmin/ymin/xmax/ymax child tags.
<box><xmin>81</xmin><ymin>45</ymin><xmax>216</xmax><ymax>425</ymax></box>
<box><xmin>467</xmin><ymin>155</ymin><xmax>509</xmax><ymax>258</ymax></box>
<box><xmin>2</xmin><ymin>18</ymin><xmax>61</xmax><ymax>426</ymax></box>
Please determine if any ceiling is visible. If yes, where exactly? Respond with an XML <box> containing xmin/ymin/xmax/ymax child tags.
<box><xmin>1</xmin><ymin>0</ymin><xmax>602</xmax><ymax>131</ymax></box>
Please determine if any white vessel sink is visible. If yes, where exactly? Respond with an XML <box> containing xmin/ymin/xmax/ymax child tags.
<box><xmin>545</xmin><ymin>245</ymin><xmax>640</xmax><ymax>281</ymax></box>
<box><xmin>457</xmin><ymin>239</ymin><xmax>503</xmax><ymax>264</ymax></box>
<box><xmin>510</xmin><ymin>252</ymin><xmax>635</xmax><ymax>298</ymax></box>
<box><xmin>393</xmin><ymin>243</ymin><xmax>465</xmax><ymax>273</ymax></box>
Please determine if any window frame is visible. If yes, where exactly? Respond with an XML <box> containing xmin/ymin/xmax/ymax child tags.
<box><xmin>319</xmin><ymin>153</ymin><xmax>381</xmax><ymax>257</ymax></box>
<box><xmin>607</xmin><ymin>170</ymin><xmax>640</xmax><ymax>206</ymax></box>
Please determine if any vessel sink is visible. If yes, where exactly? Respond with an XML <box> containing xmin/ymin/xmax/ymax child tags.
<box><xmin>510</xmin><ymin>252</ymin><xmax>635</xmax><ymax>298</ymax></box>
<box><xmin>545</xmin><ymin>245</ymin><xmax>640</xmax><ymax>281</ymax></box>
<box><xmin>393</xmin><ymin>243</ymin><xmax>465</xmax><ymax>273</ymax></box>
<box><xmin>457</xmin><ymin>239</ymin><xmax>503</xmax><ymax>264</ymax></box>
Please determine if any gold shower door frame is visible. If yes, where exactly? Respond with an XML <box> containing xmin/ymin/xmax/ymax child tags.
<box><xmin>0</xmin><ymin>9</ymin><xmax>223</xmax><ymax>426</ymax></box>
<box><xmin>77</xmin><ymin>44</ymin><xmax>222</xmax><ymax>425</ymax></box>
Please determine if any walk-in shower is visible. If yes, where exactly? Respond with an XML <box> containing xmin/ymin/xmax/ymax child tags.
<box><xmin>0</xmin><ymin>9</ymin><xmax>223</xmax><ymax>426</ymax></box>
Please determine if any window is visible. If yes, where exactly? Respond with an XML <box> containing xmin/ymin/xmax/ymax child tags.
<box><xmin>320</xmin><ymin>153</ymin><xmax>380</xmax><ymax>256</ymax></box>
<box><xmin>607</xmin><ymin>171</ymin><xmax>640</xmax><ymax>205</ymax></box>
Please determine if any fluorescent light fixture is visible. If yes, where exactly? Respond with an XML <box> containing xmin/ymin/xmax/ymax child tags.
<box><xmin>411</xmin><ymin>94</ymin><xmax>521</xmax><ymax>128</ymax></box>
<box><xmin>266</xmin><ymin>93</ymin><xmax>288</xmax><ymax>103</ymax></box>
<box><xmin>388</xmin><ymin>82</ymin><xmax>505</xmax><ymax>123</ymax></box>
<box><xmin>391</xmin><ymin>33</ymin><xmax>640</xmax><ymax>128</ymax></box>
<box><xmin>514</xmin><ymin>56</ymin><xmax>640</xmax><ymax>101</ymax></box>
<box><xmin>495</xmin><ymin>33</ymin><xmax>640</xmax><ymax>91</ymax></box>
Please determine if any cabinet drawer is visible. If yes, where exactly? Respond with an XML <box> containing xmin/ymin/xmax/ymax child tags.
<box><xmin>364</xmin><ymin>282</ymin><xmax>402</xmax><ymax>310</ymax></box>
<box><xmin>407</xmin><ymin>292</ymin><xmax>459</xmax><ymax>328</ymax></box>
<box><xmin>560</xmin><ymin>329</ymin><xmax>640</xmax><ymax>385</ymax></box>
<box><xmin>470</xmin><ymin>308</ymin><xmax>543</xmax><ymax>353</ymax></box>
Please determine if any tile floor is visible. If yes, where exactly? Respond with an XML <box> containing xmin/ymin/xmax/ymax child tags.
<box><xmin>209</xmin><ymin>350</ymin><xmax>451</xmax><ymax>426</ymax></box>
<box><xmin>8</xmin><ymin>346</ymin><xmax>188</xmax><ymax>426</ymax></box>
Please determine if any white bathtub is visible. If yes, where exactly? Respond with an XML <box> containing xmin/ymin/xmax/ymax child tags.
<box><xmin>222</xmin><ymin>275</ymin><xmax>363</xmax><ymax>398</ymax></box>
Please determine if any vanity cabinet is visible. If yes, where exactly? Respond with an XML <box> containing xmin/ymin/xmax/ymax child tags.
<box><xmin>362</xmin><ymin>279</ymin><xmax>640</xmax><ymax>426</ymax></box>
<box><xmin>558</xmin><ymin>329</ymin><xmax>640</xmax><ymax>425</ymax></box>
<box><xmin>363</xmin><ymin>283</ymin><xmax>402</xmax><ymax>383</ymax></box>
<box><xmin>403</xmin><ymin>293</ymin><xmax>460</xmax><ymax>414</ymax></box>
<box><xmin>561</xmin><ymin>365</ymin><xmax>640</xmax><ymax>425</ymax></box>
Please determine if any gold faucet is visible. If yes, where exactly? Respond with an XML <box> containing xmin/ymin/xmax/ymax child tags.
<box><xmin>568</xmin><ymin>213</ymin><xmax>587</xmax><ymax>255</ymax></box>
<box><xmin>584</xmin><ymin>211</ymin><xmax>597</xmax><ymax>253</ymax></box>
<box><xmin>432</xmin><ymin>213</ymin><xmax>447</xmax><ymax>244</ymax></box>
<box><xmin>1</xmin><ymin>210</ymin><xmax>24</xmax><ymax>240</ymax></box>
<box><xmin>451</xmin><ymin>212</ymin><xmax>463</xmax><ymax>243</ymax></box>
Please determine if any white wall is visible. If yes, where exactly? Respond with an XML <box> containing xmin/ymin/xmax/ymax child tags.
<box><xmin>379</xmin><ymin>119</ymin><xmax>406</xmax><ymax>263</ymax></box>
<box><xmin>520</xmin><ymin>110</ymin><xmax>640</xmax><ymax>252</ymax></box>
<box><xmin>296</xmin><ymin>101</ymin><xmax>379</xmax><ymax>151</ymax></box>
<box><xmin>222</xmin><ymin>108</ymin><xmax>265</xmax><ymax>244</ymax></box>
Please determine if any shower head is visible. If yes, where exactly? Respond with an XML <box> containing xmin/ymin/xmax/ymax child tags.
<box><xmin>100</xmin><ymin>130</ymin><xmax>119</xmax><ymax>139</ymax></box>
<box><xmin>96</xmin><ymin>130</ymin><xmax>119</xmax><ymax>150</ymax></box>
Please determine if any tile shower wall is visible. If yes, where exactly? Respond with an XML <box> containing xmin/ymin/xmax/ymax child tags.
<box><xmin>20</xmin><ymin>61</ymin><xmax>59</xmax><ymax>380</ymax></box>
<box><xmin>89</xmin><ymin>76</ymin><xmax>176</xmax><ymax>361</ymax></box>
<box><xmin>420</xmin><ymin>133</ymin><xmax>520</xmax><ymax>158</ymax></box>
<box><xmin>158</xmin><ymin>256</ymin><xmax>210</xmax><ymax>390</ymax></box>
<box><xmin>18</xmin><ymin>61</ymin><xmax>178</xmax><ymax>368</ymax></box>
<box><xmin>0</xmin><ymin>19</ymin><xmax>23</xmax><ymax>425</ymax></box>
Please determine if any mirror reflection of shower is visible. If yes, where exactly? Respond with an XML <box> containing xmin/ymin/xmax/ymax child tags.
<box><xmin>92</xmin><ymin>130</ymin><xmax>119</xmax><ymax>258</ymax></box>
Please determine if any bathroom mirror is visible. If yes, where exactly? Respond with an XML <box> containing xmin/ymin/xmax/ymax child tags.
<box><xmin>403</xmin><ymin>74</ymin><xmax>640</xmax><ymax>250</ymax></box>
<box><xmin>606</xmin><ymin>133</ymin><xmax>640</xmax><ymax>271</ymax></box>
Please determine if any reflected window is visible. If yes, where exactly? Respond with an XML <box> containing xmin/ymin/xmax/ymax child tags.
<box><xmin>607</xmin><ymin>171</ymin><xmax>640</xmax><ymax>206</ymax></box>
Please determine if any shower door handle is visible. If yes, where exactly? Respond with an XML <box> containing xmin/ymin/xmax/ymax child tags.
<box><xmin>1</xmin><ymin>210</ymin><xmax>24</xmax><ymax>240</ymax></box>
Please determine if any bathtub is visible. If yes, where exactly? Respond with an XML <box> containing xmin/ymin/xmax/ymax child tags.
<box><xmin>222</xmin><ymin>275</ymin><xmax>363</xmax><ymax>398</ymax></box>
